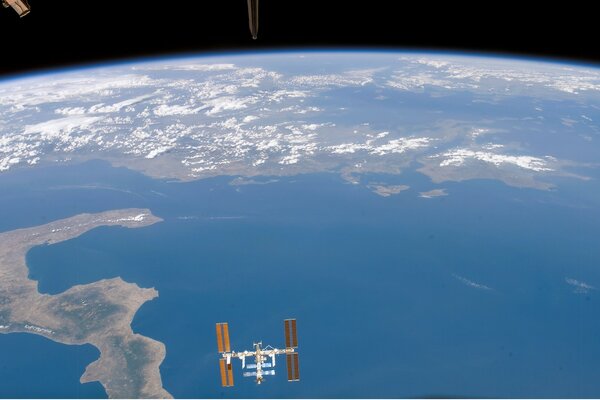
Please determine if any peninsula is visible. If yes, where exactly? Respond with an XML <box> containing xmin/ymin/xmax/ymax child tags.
<box><xmin>0</xmin><ymin>209</ymin><xmax>171</xmax><ymax>398</ymax></box>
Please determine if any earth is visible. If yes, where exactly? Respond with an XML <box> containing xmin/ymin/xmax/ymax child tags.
<box><xmin>0</xmin><ymin>51</ymin><xmax>599</xmax><ymax>398</ymax></box>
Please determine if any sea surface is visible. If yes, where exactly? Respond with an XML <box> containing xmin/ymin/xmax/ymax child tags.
<box><xmin>1</xmin><ymin>160</ymin><xmax>600</xmax><ymax>397</ymax></box>
<box><xmin>0</xmin><ymin>333</ymin><xmax>105</xmax><ymax>398</ymax></box>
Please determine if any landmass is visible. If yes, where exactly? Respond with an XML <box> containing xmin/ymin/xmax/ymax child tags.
<box><xmin>0</xmin><ymin>209</ymin><xmax>172</xmax><ymax>399</ymax></box>
<box><xmin>419</xmin><ymin>189</ymin><xmax>448</xmax><ymax>198</ymax></box>
<box><xmin>416</xmin><ymin>160</ymin><xmax>556</xmax><ymax>191</ymax></box>
<box><xmin>367</xmin><ymin>183</ymin><xmax>410</xmax><ymax>197</ymax></box>
<box><xmin>229</xmin><ymin>177</ymin><xmax>280</xmax><ymax>186</ymax></box>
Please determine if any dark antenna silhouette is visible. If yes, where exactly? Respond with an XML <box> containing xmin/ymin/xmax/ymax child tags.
<box><xmin>247</xmin><ymin>0</ymin><xmax>259</xmax><ymax>39</ymax></box>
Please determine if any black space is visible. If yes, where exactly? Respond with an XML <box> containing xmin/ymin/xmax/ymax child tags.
<box><xmin>0</xmin><ymin>0</ymin><xmax>597</xmax><ymax>78</ymax></box>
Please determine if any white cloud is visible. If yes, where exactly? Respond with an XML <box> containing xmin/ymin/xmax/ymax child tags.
<box><xmin>0</xmin><ymin>53</ymin><xmax>592</xmax><ymax>183</ymax></box>
<box><xmin>153</xmin><ymin>104</ymin><xmax>204</xmax><ymax>117</ymax></box>
<box><xmin>566</xmin><ymin>278</ymin><xmax>596</xmax><ymax>294</ymax></box>
<box><xmin>387</xmin><ymin>73</ymin><xmax>464</xmax><ymax>91</ymax></box>
<box><xmin>137</xmin><ymin>63</ymin><xmax>237</xmax><ymax>72</ymax></box>
<box><xmin>23</xmin><ymin>116</ymin><xmax>103</xmax><ymax>139</ymax></box>
<box><xmin>0</xmin><ymin>156</ymin><xmax>21</xmax><ymax>171</ymax></box>
<box><xmin>88</xmin><ymin>94</ymin><xmax>153</xmax><ymax>113</ymax></box>
<box><xmin>329</xmin><ymin>142</ymin><xmax>368</xmax><ymax>154</ymax></box>
<box><xmin>436</xmin><ymin>148</ymin><xmax>554</xmax><ymax>172</ymax></box>
<box><xmin>204</xmin><ymin>96</ymin><xmax>253</xmax><ymax>116</ymax></box>
<box><xmin>0</xmin><ymin>74</ymin><xmax>155</xmax><ymax>108</ymax></box>
<box><xmin>370</xmin><ymin>137</ymin><xmax>431</xmax><ymax>156</ymax></box>
<box><xmin>55</xmin><ymin>107</ymin><xmax>87</xmax><ymax>116</ymax></box>
<box><xmin>397</xmin><ymin>55</ymin><xmax>600</xmax><ymax>94</ymax></box>
<box><xmin>145</xmin><ymin>146</ymin><xmax>172</xmax><ymax>159</ymax></box>
<box><xmin>287</xmin><ymin>69</ymin><xmax>380</xmax><ymax>88</ymax></box>
<box><xmin>453</xmin><ymin>274</ymin><xmax>493</xmax><ymax>291</ymax></box>
<box><xmin>242</xmin><ymin>115</ymin><xmax>259</xmax><ymax>123</ymax></box>
<box><xmin>327</xmin><ymin>136</ymin><xmax>431</xmax><ymax>156</ymax></box>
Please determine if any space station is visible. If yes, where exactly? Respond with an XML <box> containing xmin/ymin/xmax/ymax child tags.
<box><xmin>2</xmin><ymin>0</ymin><xmax>30</xmax><ymax>16</ymax></box>
<box><xmin>216</xmin><ymin>319</ymin><xmax>300</xmax><ymax>386</ymax></box>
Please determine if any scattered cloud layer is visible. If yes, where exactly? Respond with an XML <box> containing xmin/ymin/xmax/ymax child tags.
<box><xmin>0</xmin><ymin>53</ymin><xmax>596</xmax><ymax>188</ymax></box>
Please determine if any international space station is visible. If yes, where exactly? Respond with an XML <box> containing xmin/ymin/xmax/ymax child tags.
<box><xmin>216</xmin><ymin>319</ymin><xmax>300</xmax><ymax>386</ymax></box>
<box><xmin>2</xmin><ymin>0</ymin><xmax>30</xmax><ymax>16</ymax></box>
<box><xmin>3</xmin><ymin>0</ymin><xmax>260</xmax><ymax>39</ymax></box>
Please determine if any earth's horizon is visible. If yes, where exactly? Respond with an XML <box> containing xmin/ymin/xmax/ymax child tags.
<box><xmin>0</xmin><ymin>50</ymin><xmax>599</xmax><ymax>398</ymax></box>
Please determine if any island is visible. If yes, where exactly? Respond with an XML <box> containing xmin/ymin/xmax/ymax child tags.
<box><xmin>0</xmin><ymin>209</ymin><xmax>172</xmax><ymax>399</ymax></box>
<box><xmin>367</xmin><ymin>183</ymin><xmax>410</xmax><ymax>197</ymax></box>
<box><xmin>419</xmin><ymin>189</ymin><xmax>448</xmax><ymax>198</ymax></box>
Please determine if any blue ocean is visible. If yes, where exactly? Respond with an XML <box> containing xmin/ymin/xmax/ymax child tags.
<box><xmin>1</xmin><ymin>160</ymin><xmax>600</xmax><ymax>398</ymax></box>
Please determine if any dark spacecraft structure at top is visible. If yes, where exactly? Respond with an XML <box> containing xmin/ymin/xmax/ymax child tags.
<box><xmin>247</xmin><ymin>0</ymin><xmax>259</xmax><ymax>39</ymax></box>
<box><xmin>4</xmin><ymin>0</ymin><xmax>259</xmax><ymax>40</ymax></box>
<box><xmin>2</xmin><ymin>0</ymin><xmax>30</xmax><ymax>17</ymax></box>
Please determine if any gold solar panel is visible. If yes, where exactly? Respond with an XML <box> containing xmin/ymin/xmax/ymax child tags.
<box><xmin>286</xmin><ymin>354</ymin><xmax>293</xmax><ymax>381</ymax></box>
<box><xmin>284</xmin><ymin>319</ymin><xmax>291</xmax><ymax>348</ymax></box>
<box><xmin>291</xmin><ymin>319</ymin><xmax>298</xmax><ymax>348</ymax></box>
<box><xmin>226</xmin><ymin>361</ymin><xmax>234</xmax><ymax>386</ymax></box>
<box><xmin>284</xmin><ymin>319</ymin><xmax>298</xmax><ymax>348</ymax></box>
<box><xmin>286</xmin><ymin>352</ymin><xmax>300</xmax><ymax>382</ymax></box>
<box><xmin>222</xmin><ymin>323</ymin><xmax>231</xmax><ymax>352</ymax></box>
<box><xmin>216</xmin><ymin>323</ymin><xmax>231</xmax><ymax>353</ymax></box>
<box><xmin>292</xmin><ymin>353</ymin><xmax>300</xmax><ymax>381</ymax></box>
<box><xmin>219</xmin><ymin>359</ymin><xmax>228</xmax><ymax>387</ymax></box>
<box><xmin>216</xmin><ymin>323</ymin><xmax>224</xmax><ymax>353</ymax></box>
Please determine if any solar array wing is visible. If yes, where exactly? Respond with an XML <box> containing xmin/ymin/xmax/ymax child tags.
<box><xmin>222</xmin><ymin>323</ymin><xmax>231</xmax><ymax>352</ymax></box>
<box><xmin>286</xmin><ymin>354</ymin><xmax>293</xmax><ymax>381</ymax></box>
<box><xmin>284</xmin><ymin>318</ymin><xmax>298</xmax><ymax>348</ymax></box>
<box><xmin>227</xmin><ymin>360</ymin><xmax>234</xmax><ymax>386</ymax></box>
<box><xmin>219</xmin><ymin>359</ymin><xmax>235</xmax><ymax>387</ymax></box>
<box><xmin>216</xmin><ymin>322</ymin><xmax>231</xmax><ymax>353</ymax></box>
<box><xmin>291</xmin><ymin>319</ymin><xmax>298</xmax><ymax>348</ymax></box>
<box><xmin>292</xmin><ymin>353</ymin><xmax>300</xmax><ymax>381</ymax></box>
<box><xmin>216</xmin><ymin>323</ymin><xmax>224</xmax><ymax>353</ymax></box>
<box><xmin>284</xmin><ymin>319</ymin><xmax>291</xmax><ymax>348</ymax></box>
<box><xmin>286</xmin><ymin>353</ymin><xmax>300</xmax><ymax>381</ymax></box>
<box><xmin>285</xmin><ymin>319</ymin><xmax>298</xmax><ymax>348</ymax></box>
